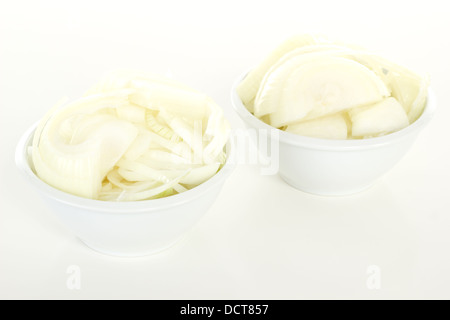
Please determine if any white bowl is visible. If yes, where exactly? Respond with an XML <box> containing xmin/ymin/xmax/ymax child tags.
<box><xmin>231</xmin><ymin>72</ymin><xmax>436</xmax><ymax>196</ymax></box>
<box><xmin>15</xmin><ymin>124</ymin><xmax>235</xmax><ymax>257</ymax></box>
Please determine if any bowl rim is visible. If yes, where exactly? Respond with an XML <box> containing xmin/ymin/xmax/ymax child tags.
<box><xmin>15</xmin><ymin>122</ymin><xmax>236</xmax><ymax>214</ymax></box>
<box><xmin>231</xmin><ymin>70</ymin><xmax>436</xmax><ymax>151</ymax></box>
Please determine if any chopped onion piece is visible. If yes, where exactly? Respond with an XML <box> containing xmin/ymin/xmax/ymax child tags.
<box><xmin>242</xmin><ymin>35</ymin><xmax>429</xmax><ymax>139</ymax></box>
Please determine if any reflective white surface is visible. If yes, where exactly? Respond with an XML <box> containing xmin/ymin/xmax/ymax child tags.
<box><xmin>1</xmin><ymin>0</ymin><xmax>449</xmax><ymax>299</ymax></box>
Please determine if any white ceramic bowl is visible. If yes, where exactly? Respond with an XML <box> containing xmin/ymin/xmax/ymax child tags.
<box><xmin>16</xmin><ymin>124</ymin><xmax>235</xmax><ymax>257</ymax></box>
<box><xmin>231</xmin><ymin>72</ymin><xmax>436</xmax><ymax>196</ymax></box>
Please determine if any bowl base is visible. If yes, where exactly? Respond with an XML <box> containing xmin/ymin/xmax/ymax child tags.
<box><xmin>279</xmin><ymin>174</ymin><xmax>377</xmax><ymax>197</ymax></box>
<box><xmin>79</xmin><ymin>238</ymin><xmax>182</xmax><ymax>257</ymax></box>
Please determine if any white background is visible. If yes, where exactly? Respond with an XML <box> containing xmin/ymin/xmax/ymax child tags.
<box><xmin>1</xmin><ymin>0</ymin><xmax>449</xmax><ymax>299</ymax></box>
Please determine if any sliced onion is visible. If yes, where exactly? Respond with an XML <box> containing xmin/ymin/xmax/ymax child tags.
<box><xmin>32</xmin><ymin>71</ymin><xmax>230</xmax><ymax>201</ymax></box>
